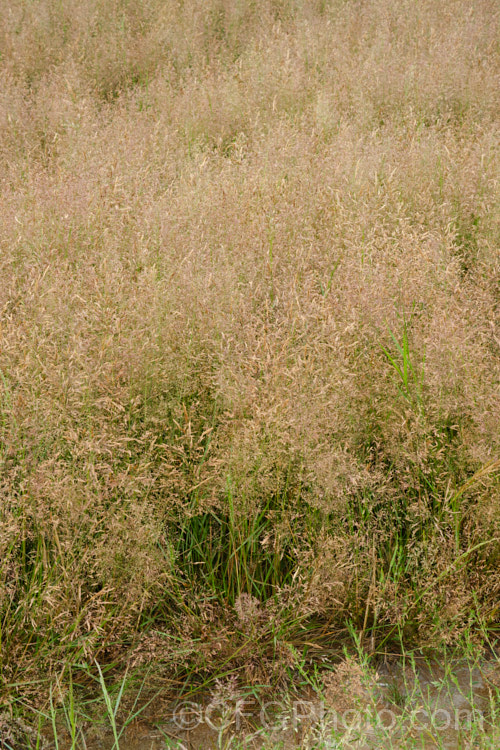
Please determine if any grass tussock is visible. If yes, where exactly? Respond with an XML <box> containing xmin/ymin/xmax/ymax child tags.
<box><xmin>0</xmin><ymin>0</ymin><xmax>499</xmax><ymax>728</ymax></box>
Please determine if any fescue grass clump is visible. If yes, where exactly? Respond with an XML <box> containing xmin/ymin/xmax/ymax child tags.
<box><xmin>0</xmin><ymin>0</ymin><xmax>499</xmax><ymax>724</ymax></box>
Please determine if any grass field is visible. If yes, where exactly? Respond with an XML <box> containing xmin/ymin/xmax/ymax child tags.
<box><xmin>0</xmin><ymin>0</ymin><xmax>499</xmax><ymax>746</ymax></box>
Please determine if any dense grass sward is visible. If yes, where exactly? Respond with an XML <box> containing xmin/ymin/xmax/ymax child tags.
<box><xmin>0</xmin><ymin>0</ymin><xmax>499</xmax><ymax>743</ymax></box>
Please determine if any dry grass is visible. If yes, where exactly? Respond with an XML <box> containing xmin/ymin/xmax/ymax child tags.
<box><xmin>0</xmin><ymin>0</ymin><xmax>499</xmax><ymax>721</ymax></box>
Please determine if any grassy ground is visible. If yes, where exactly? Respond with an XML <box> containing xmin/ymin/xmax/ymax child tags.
<box><xmin>0</xmin><ymin>0</ymin><xmax>499</xmax><ymax>746</ymax></box>
<box><xmin>4</xmin><ymin>633</ymin><xmax>500</xmax><ymax>748</ymax></box>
